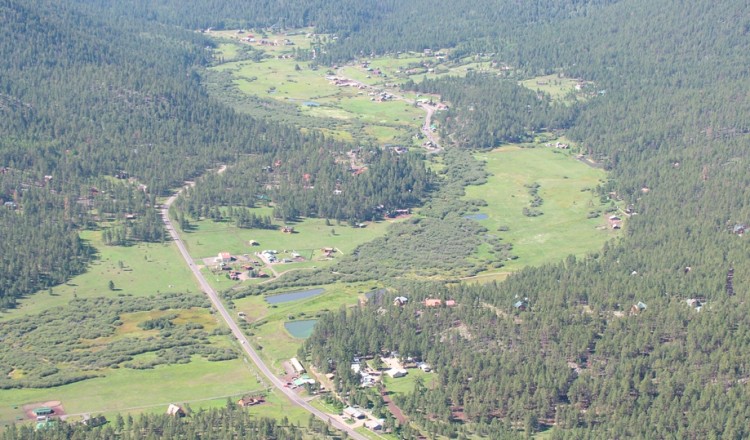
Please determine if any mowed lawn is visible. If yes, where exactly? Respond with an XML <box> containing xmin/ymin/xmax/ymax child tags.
<box><xmin>382</xmin><ymin>369</ymin><xmax>437</xmax><ymax>396</ymax></box>
<box><xmin>465</xmin><ymin>146</ymin><xmax>617</xmax><ymax>272</ymax></box>
<box><xmin>0</xmin><ymin>230</ymin><xmax>200</xmax><ymax>321</ymax></box>
<box><xmin>0</xmin><ymin>356</ymin><xmax>262</xmax><ymax>424</ymax></box>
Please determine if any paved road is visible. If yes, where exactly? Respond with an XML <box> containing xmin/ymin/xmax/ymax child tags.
<box><xmin>160</xmin><ymin>190</ymin><xmax>367</xmax><ymax>440</ymax></box>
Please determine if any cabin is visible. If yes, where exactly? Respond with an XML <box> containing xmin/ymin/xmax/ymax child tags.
<box><xmin>365</xmin><ymin>419</ymin><xmax>384</xmax><ymax>430</ymax></box>
<box><xmin>608</xmin><ymin>215</ymin><xmax>623</xmax><ymax>229</ymax></box>
<box><xmin>344</xmin><ymin>407</ymin><xmax>365</xmax><ymax>419</ymax></box>
<box><xmin>386</xmin><ymin>368</ymin><xmax>407</xmax><ymax>378</ymax></box>
<box><xmin>630</xmin><ymin>301</ymin><xmax>647</xmax><ymax>315</ymax></box>
<box><xmin>218</xmin><ymin>252</ymin><xmax>232</xmax><ymax>263</ymax></box>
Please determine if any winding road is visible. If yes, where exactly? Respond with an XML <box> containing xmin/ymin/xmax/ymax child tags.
<box><xmin>160</xmin><ymin>186</ymin><xmax>367</xmax><ymax>440</ymax></box>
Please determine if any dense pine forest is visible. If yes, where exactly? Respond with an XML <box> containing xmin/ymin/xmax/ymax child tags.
<box><xmin>1</xmin><ymin>0</ymin><xmax>749</xmax><ymax>438</ymax></box>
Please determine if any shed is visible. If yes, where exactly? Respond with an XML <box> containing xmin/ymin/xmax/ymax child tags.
<box><xmin>513</xmin><ymin>300</ymin><xmax>528</xmax><ymax>311</ymax></box>
<box><xmin>33</xmin><ymin>407</ymin><xmax>53</xmax><ymax>417</ymax></box>
<box><xmin>393</xmin><ymin>296</ymin><xmax>408</xmax><ymax>306</ymax></box>
<box><xmin>290</xmin><ymin>357</ymin><xmax>306</xmax><ymax>374</ymax></box>
<box><xmin>237</xmin><ymin>396</ymin><xmax>264</xmax><ymax>407</ymax></box>
<box><xmin>386</xmin><ymin>368</ymin><xmax>407</xmax><ymax>378</ymax></box>
<box><xmin>344</xmin><ymin>406</ymin><xmax>365</xmax><ymax>419</ymax></box>
<box><xmin>630</xmin><ymin>301</ymin><xmax>647</xmax><ymax>314</ymax></box>
<box><xmin>365</xmin><ymin>419</ymin><xmax>384</xmax><ymax>430</ymax></box>
<box><xmin>424</xmin><ymin>298</ymin><xmax>442</xmax><ymax>307</ymax></box>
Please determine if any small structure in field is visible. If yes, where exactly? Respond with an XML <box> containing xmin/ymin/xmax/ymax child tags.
<box><xmin>630</xmin><ymin>301</ymin><xmax>647</xmax><ymax>315</ymax></box>
<box><xmin>608</xmin><ymin>215</ymin><xmax>623</xmax><ymax>229</ymax></box>
<box><xmin>386</xmin><ymin>368</ymin><xmax>407</xmax><ymax>378</ymax></box>
<box><xmin>281</xmin><ymin>226</ymin><xmax>294</xmax><ymax>233</ymax></box>
<box><xmin>424</xmin><ymin>298</ymin><xmax>442</xmax><ymax>307</ymax></box>
<box><xmin>33</xmin><ymin>407</ymin><xmax>54</xmax><ymax>418</ymax></box>
<box><xmin>513</xmin><ymin>300</ymin><xmax>529</xmax><ymax>311</ymax></box>
<box><xmin>393</xmin><ymin>296</ymin><xmax>408</xmax><ymax>306</ymax></box>
<box><xmin>166</xmin><ymin>404</ymin><xmax>185</xmax><ymax>417</ymax></box>
<box><xmin>237</xmin><ymin>396</ymin><xmax>264</xmax><ymax>407</ymax></box>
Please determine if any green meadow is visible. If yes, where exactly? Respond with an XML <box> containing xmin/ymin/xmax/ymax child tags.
<box><xmin>206</xmin><ymin>34</ymin><xmax>427</xmax><ymax>144</ymax></box>
<box><xmin>465</xmin><ymin>145</ymin><xmax>617</xmax><ymax>276</ymax></box>
<box><xmin>0</xmin><ymin>229</ymin><xmax>200</xmax><ymax>321</ymax></box>
<box><xmin>520</xmin><ymin>74</ymin><xmax>582</xmax><ymax>102</ymax></box>
<box><xmin>234</xmin><ymin>282</ymin><xmax>378</xmax><ymax>370</ymax></box>
<box><xmin>178</xmin><ymin>212</ymin><xmax>401</xmax><ymax>287</ymax></box>
<box><xmin>0</xmin><ymin>356</ymin><xmax>262</xmax><ymax>425</ymax></box>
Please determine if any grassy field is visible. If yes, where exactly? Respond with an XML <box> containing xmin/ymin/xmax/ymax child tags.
<box><xmin>0</xmin><ymin>229</ymin><xmax>200</xmax><ymax>321</ymax></box>
<box><xmin>234</xmin><ymin>282</ymin><xmax>379</xmax><ymax>370</ymax></box>
<box><xmin>0</xmin><ymin>356</ymin><xmax>263</xmax><ymax>425</ymax></box>
<box><xmin>381</xmin><ymin>369</ymin><xmax>437</xmax><ymax>396</ymax></box>
<box><xmin>179</xmin><ymin>212</ymin><xmax>401</xmax><ymax>286</ymax></box>
<box><xmin>464</xmin><ymin>145</ymin><xmax>617</xmax><ymax>275</ymax></box>
<box><xmin>205</xmin><ymin>33</ymin><xmax>428</xmax><ymax>145</ymax></box>
<box><xmin>520</xmin><ymin>74</ymin><xmax>582</xmax><ymax>102</ymax></box>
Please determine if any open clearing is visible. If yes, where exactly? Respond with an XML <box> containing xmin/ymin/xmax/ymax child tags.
<box><xmin>0</xmin><ymin>357</ymin><xmax>262</xmax><ymax>425</ymax></box>
<box><xmin>178</xmin><ymin>212</ymin><xmax>401</xmax><ymax>290</ymax></box>
<box><xmin>0</xmin><ymin>230</ymin><xmax>200</xmax><ymax>321</ymax></box>
<box><xmin>208</xmin><ymin>32</ymin><xmax>425</xmax><ymax>145</ymax></box>
<box><xmin>465</xmin><ymin>145</ymin><xmax>618</xmax><ymax>275</ymax></box>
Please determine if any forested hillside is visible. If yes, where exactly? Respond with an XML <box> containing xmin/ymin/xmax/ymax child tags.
<box><xmin>2</xmin><ymin>0</ymin><xmax>749</xmax><ymax>437</ymax></box>
<box><xmin>0</xmin><ymin>0</ymin><xmax>445</xmax><ymax>304</ymax></box>
<box><xmin>301</xmin><ymin>0</ymin><xmax>750</xmax><ymax>437</ymax></box>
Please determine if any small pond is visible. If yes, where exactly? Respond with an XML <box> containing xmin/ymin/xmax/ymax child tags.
<box><xmin>265</xmin><ymin>288</ymin><xmax>325</xmax><ymax>304</ymax></box>
<box><xmin>464</xmin><ymin>213</ymin><xmax>489</xmax><ymax>221</ymax></box>
<box><xmin>284</xmin><ymin>319</ymin><xmax>318</xmax><ymax>338</ymax></box>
